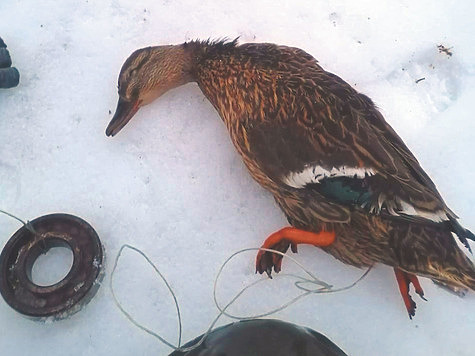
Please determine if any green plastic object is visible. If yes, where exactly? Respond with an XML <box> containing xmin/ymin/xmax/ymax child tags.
<box><xmin>0</xmin><ymin>37</ymin><xmax>19</xmax><ymax>88</ymax></box>
<box><xmin>0</xmin><ymin>48</ymin><xmax>12</xmax><ymax>68</ymax></box>
<box><xmin>0</xmin><ymin>67</ymin><xmax>19</xmax><ymax>88</ymax></box>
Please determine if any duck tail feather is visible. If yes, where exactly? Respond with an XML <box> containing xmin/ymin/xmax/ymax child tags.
<box><xmin>448</xmin><ymin>216</ymin><xmax>474</xmax><ymax>254</ymax></box>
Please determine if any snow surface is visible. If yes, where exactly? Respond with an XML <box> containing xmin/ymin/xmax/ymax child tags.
<box><xmin>1</xmin><ymin>1</ymin><xmax>475</xmax><ymax>355</ymax></box>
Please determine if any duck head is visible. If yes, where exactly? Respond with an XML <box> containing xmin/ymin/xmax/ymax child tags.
<box><xmin>106</xmin><ymin>45</ymin><xmax>193</xmax><ymax>137</ymax></box>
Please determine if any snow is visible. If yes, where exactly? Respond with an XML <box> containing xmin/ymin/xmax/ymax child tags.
<box><xmin>1</xmin><ymin>1</ymin><xmax>474</xmax><ymax>355</ymax></box>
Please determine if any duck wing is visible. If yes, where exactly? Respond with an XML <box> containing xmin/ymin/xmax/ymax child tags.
<box><xmin>241</xmin><ymin>49</ymin><xmax>475</xmax><ymax>249</ymax></box>
<box><xmin>242</xmin><ymin>55</ymin><xmax>453</xmax><ymax>224</ymax></box>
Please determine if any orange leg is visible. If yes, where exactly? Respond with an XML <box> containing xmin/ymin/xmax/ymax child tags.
<box><xmin>256</xmin><ymin>227</ymin><xmax>335</xmax><ymax>277</ymax></box>
<box><xmin>394</xmin><ymin>268</ymin><xmax>427</xmax><ymax>319</ymax></box>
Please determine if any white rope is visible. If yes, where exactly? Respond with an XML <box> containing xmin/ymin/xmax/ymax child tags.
<box><xmin>110</xmin><ymin>243</ymin><xmax>371</xmax><ymax>353</ymax></box>
<box><xmin>109</xmin><ymin>244</ymin><xmax>182</xmax><ymax>349</ymax></box>
<box><xmin>0</xmin><ymin>209</ymin><xmax>38</xmax><ymax>235</ymax></box>
<box><xmin>213</xmin><ymin>247</ymin><xmax>371</xmax><ymax>320</ymax></box>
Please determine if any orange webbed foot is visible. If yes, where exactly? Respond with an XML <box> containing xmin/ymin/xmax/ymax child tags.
<box><xmin>394</xmin><ymin>268</ymin><xmax>427</xmax><ymax>319</ymax></box>
<box><xmin>255</xmin><ymin>227</ymin><xmax>335</xmax><ymax>277</ymax></box>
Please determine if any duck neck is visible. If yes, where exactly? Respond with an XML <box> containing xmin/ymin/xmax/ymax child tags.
<box><xmin>181</xmin><ymin>41</ymin><xmax>204</xmax><ymax>82</ymax></box>
<box><xmin>182</xmin><ymin>39</ymin><xmax>239</xmax><ymax>81</ymax></box>
<box><xmin>164</xmin><ymin>44</ymin><xmax>196</xmax><ymax>86</ymax></box>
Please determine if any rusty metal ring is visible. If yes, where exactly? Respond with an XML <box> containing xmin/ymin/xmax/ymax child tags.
<box><xmin>0</xmin><ymin>213</ymin><xmax>104</xmax><ymax>319</ymax></box>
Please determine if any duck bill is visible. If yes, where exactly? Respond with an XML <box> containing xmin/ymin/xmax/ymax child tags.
<box><xmin>106</xmin><ymin>98</ymin><xmax>140</xmax><ymax>137</ymax></box>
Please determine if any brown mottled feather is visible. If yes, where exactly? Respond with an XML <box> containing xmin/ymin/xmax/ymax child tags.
<box><xmin>188</xmin><ymin>40</ymin><xmax>475</xmax><ymax>290</ymax></box>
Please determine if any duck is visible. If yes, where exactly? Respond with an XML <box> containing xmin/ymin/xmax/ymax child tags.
<box><xmin>106</xmin><ymin>38</ymin><xmax>475</xmax><ymax>318</ymax></box>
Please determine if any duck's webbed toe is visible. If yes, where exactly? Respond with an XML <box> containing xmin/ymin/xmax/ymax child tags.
<box><xmin>394</xmin><ymin>268</ymin><xmax>427</xmax><ymax>319</ymax></box>
<box><xmin>256</xmin><ymin>239</ymin><xmax>297</xmax><ymax>277</ymax></box>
